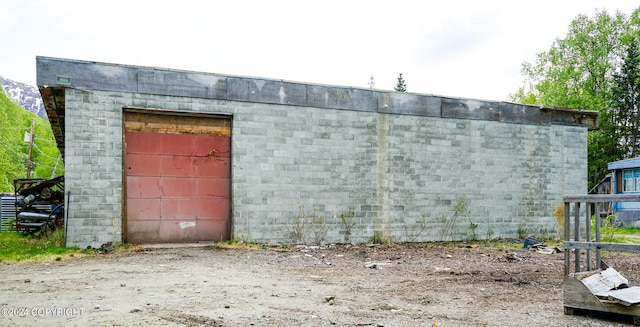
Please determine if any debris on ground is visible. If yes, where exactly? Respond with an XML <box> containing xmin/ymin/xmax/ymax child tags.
<box><xmin>523</xmin><ymin>237</ymin><xmax>544</xmax><ymax>249</ymax></box>
<box><xmin>579</xmin><ymin>267</ymin><xmax>640</xmax><ymax>306</ymax></box>
<box><xmin>529</xmin><ymin>243</ymin><xmax>562</xmax><ymax>254</ymax></box>
<box><xmin>2</xmin><ymin>243</ymin><xmax>637</xmax><ymax>326</ymax></box>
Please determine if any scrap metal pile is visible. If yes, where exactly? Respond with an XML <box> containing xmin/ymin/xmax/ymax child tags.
<box><xmin>13</xmin><ymin>176</ymin><xmax>64</xmax><ymax>234</ymax></box>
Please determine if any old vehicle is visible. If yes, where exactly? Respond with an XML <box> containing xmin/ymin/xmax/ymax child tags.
<box><xmin>14</xmin><ymin>176</ymin><xmax>64</xmax><ymax>234</ymax></box>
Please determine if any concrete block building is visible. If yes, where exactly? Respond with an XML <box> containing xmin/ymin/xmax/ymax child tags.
<box><xmin>36</xmin><ymin>57</ymin><xmax>598</xmax><ymax>248</ymax></box>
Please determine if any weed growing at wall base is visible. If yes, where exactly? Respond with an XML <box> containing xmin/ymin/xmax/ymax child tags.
<box><xmin>404</xmin><ymin>212</ymin><xmax>427</xmax><ymax>242</ymax></box>
<box><xmin>285</xmin><ymin>206</ymin><xmax>327</xmax><ymax>245</ymax></box>
<box><xmin>339</xmin><ymin>210</ymin><xmax>356</xmax><ymax>244</ymax></box>
<box><xmin>517</xmin><ymin>225</ymin><xmax>529</xmax><ymax>239</ymax></box>
<box><xmin>369</xmin><ymin>231</ymin><xmax>393</xmax><ymax>245</ymax></box>
<box><xmin>437</xmin><ymin>195</ymin><xmax>471</xmax><ymax>241</ymax></box>
<box><xmin>467</xmin><ymin>218</ymin><xmax>479</xmax><ymax>241</ymax></box>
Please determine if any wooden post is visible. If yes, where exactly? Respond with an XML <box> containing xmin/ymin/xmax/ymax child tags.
<box><xmin>585</xmin><ymin>203</ymin><xmax>591</xmax><ymax>271</ymax></box>
<box><xmin>595</xmin><ymin>202</ymin><xmax>602</xmax><ymax>270</ymax></box>
<box><xmin>574</xmin><ymin>202</ymin><xmax>581</xmax><ymax>273</ymax></box>
<box><xmin>564</xmin><ymin>201</ymin><xmax>571</xmax><ymax>276</ymax></box>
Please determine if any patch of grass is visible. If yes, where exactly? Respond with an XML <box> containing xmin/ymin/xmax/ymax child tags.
<box><xmin>0</xmin><ymin>230</ymin><xmax>82</xmax><ymax>263</ymax></box>
<box><xmin>614</xmin><ymin>226</ymin><xmax>640</xmax><ymax>235</ymax></box>
<box><xmin>608</xmin><ymin>236</ymin><xmax>640</xmax><ymax>244</ymax></box>
<box><xmin>211</xmin><ymin>239</ymin><xmax>264</xmax><ymax>250</ymax></box>
<box><xmin>480</xmin><ymin>239</ymin><xmax>527</xmax><ymax>251</ymax></box>
<box><xmin>586</xmin><ymin>215</ymin><xmax>640</xmax><ymax>244</ymax></box>
<box><xmin>369</xmin><ymin>231</ymin><xmax>393</xmax><ymax>245</ymax></box>
<box><xmin>114</xmin><ymin>242</ymin><xmax>138</xmax><ymax>251</ymax></box>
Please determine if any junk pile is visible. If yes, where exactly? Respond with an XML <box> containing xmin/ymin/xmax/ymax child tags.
<box><xmin>14</xmin><ymin>176</ymin><xmax>64</xmax><ymax>234</ymax></box>
<box><xmin>523</xmin><ymin>237</ymin><xmax>562</xmax><ymax>254</ymax></box>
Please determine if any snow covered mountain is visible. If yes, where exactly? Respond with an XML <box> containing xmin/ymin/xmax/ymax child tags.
<box><xmin>0</xmin><ymin>75</ymin><xmax>46</xmax><ymax>118</ymax></box>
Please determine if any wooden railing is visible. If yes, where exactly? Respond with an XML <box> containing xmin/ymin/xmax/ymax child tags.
<box><xmin>563</xmin><ymin>194</ymin><xmax>640</xmax><ymax>276</ymax></box>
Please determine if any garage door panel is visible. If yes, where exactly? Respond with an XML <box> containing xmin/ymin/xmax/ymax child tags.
<box><xmin>160</xmin><ymin>133</ymin><xmax>200</xmax><ymax>155</ymax></box>
<box><xmin>191</xmin><ymin>219</ymin><xmax>229</xmax><ymax>241</ymax></box>
<box><xmin>125</xmin><ymin>132</ymin><xmax>162</xmax><ymax>154</ymax></box>
<box><xmin>211</xmin><ymin>136</ymin><xmax>231</xmax><ymax>154</ymax></box>
<box><xmin>195</xmin><ymin>157</ymin><xmax>230</xmax><ymax>177</ymax></box>
<box><xmin>127</xmin><ymin>176</ymin><xmax>163</xmax><ymax>198</ymax></box>
<box><xmin>126</xmin><ymin>176</ymin><xmax>142</xmax><ymax>197</ymax></box>
<box><xmin>159</xmin><ymin>177</ymin><xmax>197</xmax><ymax>197</ymax></box>
<box><xmin>156</xmin><ymin>219</ymin><xmax>228</xmax><ymax>243</ymax></box>
<box><xmin>127</xmin><ymin>220</ymin><xmax>161</xmax><ymax>243</ymax></box>
<box><xmin>160</xmin><ymin>155</ymin><xmax>196</xmax><ymax>177</ymax></box>
<box><xmin>159</xmin><ymin>221</ymin><xmax>198</xmax><ymax>242</ymax></box>
<box><xmin>129</xmin><ymin>220</ymin><xmax>227</xmax><ymax>243</ymax></box>
<box><xmin>161</xmin><ymin>198</ymin><xmax>198</xmax><ymax>220</ymax></box>
<box><xmin>197</xmin><ymin>178</ymin><xmax>230</xmax><ymax>198</ymax></box>
<box><xmin>127</xmin><ymin>198</ymin><xmax>161</xmax><ymax>221</ymax></box>
<box><xmin>197</xmin><ymin>198</ymin><xmax>230</xmax><ymax>219</ymax></box>
<box><xmin>125</xmin><ymin>112</ymin><xmax>231</xmax><ymax>244</ymax></box>
<box><xmin>129</xmin><ymin>176</ymin><xmax>163</xmax><ymax>198</ymax></box>
<box><xmin>127</xmin><ymin>153</ymin><xmax>162</xmax><ymax>176</ymax></box>
<box><xmin>192</xmin><ymin>135</ymin><xmax>231</xmax><ymax>157</ymax></box>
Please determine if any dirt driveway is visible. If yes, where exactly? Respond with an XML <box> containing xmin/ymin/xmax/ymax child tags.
<box><xmin>1</xmin><ymin>242</ymin><xmax>639</xmax><ymax>326</ymax></box>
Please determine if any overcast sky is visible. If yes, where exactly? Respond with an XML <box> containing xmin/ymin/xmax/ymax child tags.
<box><xmin>1</xmin><ymin>1</ymin><xmax>638</xmax><ymax>101</ymax></box>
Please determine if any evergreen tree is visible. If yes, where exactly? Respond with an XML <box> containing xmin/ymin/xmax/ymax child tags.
<box><xmin>394</xmin><ymin>73</ymin><xmax>407</xmax><ymax>92</ymax></box>
<box><xmin>611</xmin><ymin>37</ymin><xmax>640</xmax><ymax>158</ymax></box>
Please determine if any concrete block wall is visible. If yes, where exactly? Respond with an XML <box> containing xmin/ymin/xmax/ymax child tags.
<box><xmin>382</xmin><ymin>116</ymin><xmax>586</xmax><ymax>242</ymax></box>
<box><xmin>231</xmin><ymin>106</ymin><xmax>587</xmax><ymax>244</ymax></box>
<box><xmin>64</xmin><ymin>89</ymin><xmax>125</xmax><ymax>247</ymax></box>
<box><xmin>39</xmin><ymin>57</ymin><xmax>594</xmax><ymax>247</ymax></box>
<box><xmin>63</xmin><ymin>88</ymin><xmax>587</xmax><ymax>247</ymax></box>
<box><xmin>231</xmin><ymin>103</ymin><xmax>380</xmax><ymax>244</ymax></box>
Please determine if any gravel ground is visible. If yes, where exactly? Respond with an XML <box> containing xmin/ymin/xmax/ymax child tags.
<box><xmin>1</xmin><ymin>242</ymin><xmax>639</xmax><ymax>326</ymax></box>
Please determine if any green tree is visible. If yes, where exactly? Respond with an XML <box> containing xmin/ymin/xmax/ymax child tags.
<box><xmin>611</xmin><ymin>37</ymin><xmax>640</xmax><ymax>158</ymax></box>
<box><xmin>0</xmin><ymin>88</ymin><xmax>28</xmax><ymax>192</ymax></box>
<box><xmin>0</xmin><ymin>87</ymin><xmax>63</xmax><ymax>192</ymax></box>
<box><xmin>394</xmin><ymin>73</ymin><xmax>407</xmax><ymax>92</ymax></box>
<box><xmin>512</xmin><ymin>10</ymin><xmax>626</xmax><ymax>110</ymax></box>
<box><xmin>510</xmin><ymin>7</ymin><xmax>640</xmax><ymax>189</ymax></box>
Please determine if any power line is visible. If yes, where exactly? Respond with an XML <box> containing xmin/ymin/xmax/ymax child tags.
<box><xmin>33</xmin><ymin>161</ymin><xmax>61</xmax><ymax>170</ymax></box>
<box><xmin>0</xmin><ymin>141</ymin><xmax>27</xmax><ymax>159</ymax></box>
<box><xmin>32</xmin><ymin>142</ymin><xmax>59</xmax><ymax>161</ymax></box>
<box><xmin>34</xmin><ymin>136</ymin><xmax>56</xmax><ymax>143</ymax></box>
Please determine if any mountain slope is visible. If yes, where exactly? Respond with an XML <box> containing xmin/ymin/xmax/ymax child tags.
<box><xmin>0</xmin><ymin>75</ymin><xmax>45</xmax><ymax>118</ymax></box>
<box><xmin>0</xmin><ymin>83</ymin><xmax>63</xmax><ymax>192</ymax></box>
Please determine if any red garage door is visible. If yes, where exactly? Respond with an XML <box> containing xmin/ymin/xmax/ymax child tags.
<box><xmin>124</xmin><ymin>111</ymin><xmax>231</xmax><ymax>243</ymax></box>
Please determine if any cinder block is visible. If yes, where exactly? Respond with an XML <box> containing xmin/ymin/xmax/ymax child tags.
<box><xmin>60</xmin><ymin>86</ymin><xmax>588</xmax><ymax>247</ymax></box>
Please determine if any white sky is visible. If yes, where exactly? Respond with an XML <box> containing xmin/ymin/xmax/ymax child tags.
<box><xmin>0</xmin><ymin>0</ymin><xmax>638</xmax><ymax>101</ymax></box>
